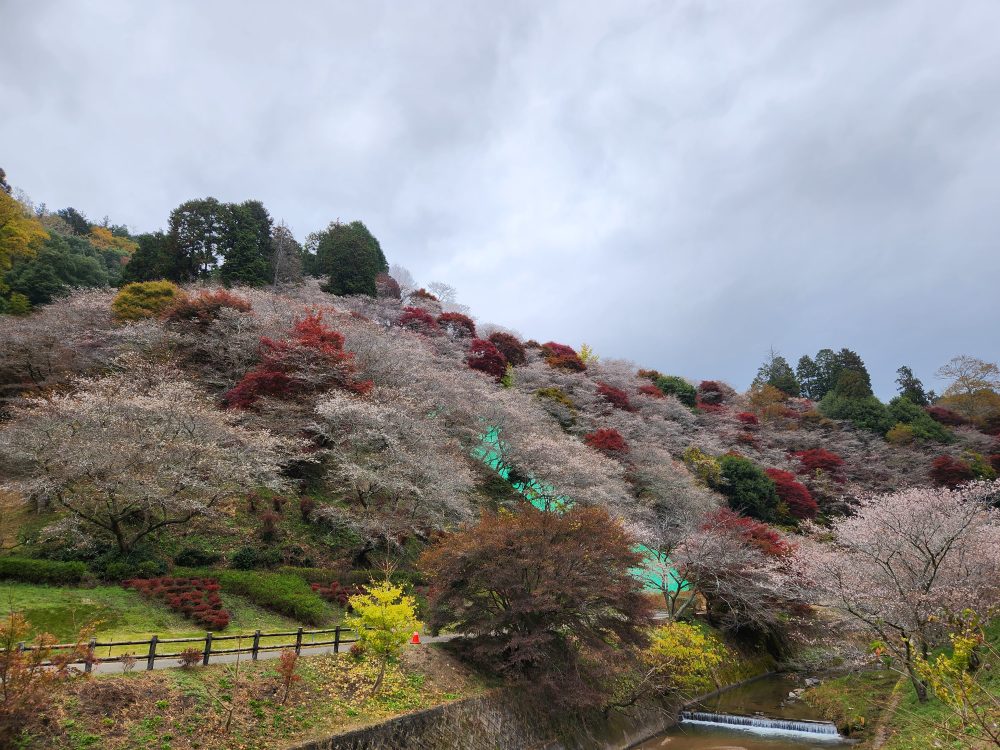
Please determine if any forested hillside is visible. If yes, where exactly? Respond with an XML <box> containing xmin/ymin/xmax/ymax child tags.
<box><xmin>2</xmin><ymin>179</ymin><xmax>1000</xmax><ymax>747</ymax></box>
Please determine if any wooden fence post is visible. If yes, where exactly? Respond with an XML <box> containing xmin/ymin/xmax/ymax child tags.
<box><xmin>85</xmin><ymin>637</ymin><xmax>97</xmax><ymax>673</ymax></box>
<box><xmin>294</xmin><ymin>627</ymin><xmax>303</xmax><ymax>655</ymax></box>
<box><xmin>203</xmin><ymin>632</ymin><xmax>213</xmax><ymax>666</ymax></box>
<box><xmin>146</xmin><ymin>635</ymin><xmax>158</xmax><ymax>671</ymax></box>
<box><xmin>251</xmin><ymin>630</ymin><xmax>261</xmax><ymax>661</ymax></box>
<box><xmin>334</xmin><ymin>626</ymin><xmax>340</xmax><ymax>654</ymax></box>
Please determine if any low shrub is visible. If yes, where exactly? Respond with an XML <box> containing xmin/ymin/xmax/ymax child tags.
<box><xmin>437</xmin><ymin>312</ymin><xmax>476</xmax><ymax>338</ymax></box>
<box><xmin>466</xmin><ymin>338</ymin><xmax>507</xmax><ymax>379</ymax></box>
<box><xmin>793</xmin><ymin>448</ymin><xmax>844</xmax><ymax>474</ymax></box>
<box><xmin>704</xmin><ymin>508</ymin><xmax>794</xmax><ymax>558</ymax></box>
<box><xmin>374</xmin><ymin>272</ymin><xmax>401</xmax><ymax>299</ymax></box>
<box><xmin>173</xmin><ymin>548</ymin><xmax>222</xmax><ymax>567</ymax></box>
<box><xmin>2</xmin><ymin>292</ymin><xmax>31</xmax><ymax>315</ymax></box>
<box><xmin>230</xmin><ymin>546</ymin><xmax>282</xmax><ymax>570</ymax></box>
<box><xmin>968</xmin><ymin>452</ymin><xmax>998</xmax><ymax>481</ymax></box>
<box><xmin>541</xmin><ymin>342</ymin><xmax>586</xmax><ymax>371</ymax></box>
<box><xmin>583</xmin><ymin>428</ymin><xmax>629</xmax><ymax>455</ymax></box>
<box><xmin>887</xmin><ymin>397</ymin><xmax>953</xmax><ymax>443</ymax></box>
<box><xmin>111</xmin><ymin>280</ymin><xmax>180</xmax><ymax>321</ymax></box>
<box><xmin>123</xmin><ymin>576</ymin><xmax>230</xmax><ymax>630</ymax></box>
<box><xmin>103</xmin><ymin>559</ymin><xmax>167</xmax><ymax>581</ymax></box>
<box><xmin>638</xmin><ymin>384</ymin><xmax>664</xmax><ymax>399</ymax></box>
<box><xmin>718</xmin><ymin>454</ymin><xmax>780</xmax><ymax>522</ymax></box>
<box><xmin>260</xmin><ymin>511</ymin><xmax>282</xmax><ymax>542</ymax></box>
<box><xmin>654</xmin><ymin>375</ymin><xmax>697</xmax><ymax>406</ymax></box>
<box><xmin>885</xmin><ymin>423</ymin><xmax>916</xmax><ymax>445</ymax></box>
<box><xmin>596</xmin><ymin>382</ymin><xmax>632</xmax><ymax>411</ymax></box>
<box><xmin>223</xmin><ymin>311</ymin><xmax>372</xmax><ymax>408</ymax></box>
<box><xmin>696</xmin><ymin>400</ymin><xmax>725</xmax><ymax>413</ymax></box>
<box><xmin>644</xmin><ymin>621</ymin><xmax>726</xmax><ymax>698</ymax></box>
<box><xmin>736</xmin><ymin>412</ymin><xmax>759</xmax><ymax>426</ymax></box>
<box><xmin>398</xmin><ymin>306</ymin><xmax>439</xmax><ymax>334</ymax></box>
<box><xmin>764</xmin><ymin>468</ymin><xmax>818</xmax><ymax>520</ymax></box>
<box><xmin>818</xmin><ymin>393</ymin><xmax>893</xmax><ymax>434</ymax></box>
<box><xmin>0</xmin><ymin>557</ymin><xmax>88</xmax><ymax>584</ymax></box>
<box><xmin>929</xmin><ymin>455</ymin><xmax>974</xmax><ymax>488</ymax></box>
<box><xmin>682</xmin><ymin>446</ymin><xmax>722</xmax><ymax>487</ymax></box>
<box><xmin>697</xmin><ymin>380</ymin><xmax>727</xmax><ymax>405</ymax></box>
<box><xmin>488</xmin><ymin>332</ymin><xmax>526</xmax><ymax>366</ymax></box>
<box><xmin>310</xmin><ymin>581</ymin><xmax>363</xmax><ymax>607</ymax></box>
<box><xmin>299</xmin><ymin>497</ymin><xmax>317</xmax><ymax>520</ymax></box>
<box><xmin>177</xmin><ymin>648</ymin><xmax>203</xmax><ymax>668</ymax></box>
<box><xmin>925</xmin><ymin>406</ymin><xmax>969</xmax><ymax>426</ymax></box>
<box><xmin>161</xmin><ymin>289</ymin><xmax>252</xmax><ymax>324</ymax></box>
<box><xmin>409</xmin><ymin>288</ymin><xmax>438</xmax><ymax>302</ymax></box>
<box><xmin>535</xmin><ymin>386</ymin><xmax>577</xmax><ymax>428</ymax></box>
<box><xmin>277</xmin><ymin>566</ymin><xmax>341</xmax><ymax>584</ymax></box>
<box><xmin>216</xmin><ymin>571</ymin><xmax>330</xmax><ymax>625</ymax></box>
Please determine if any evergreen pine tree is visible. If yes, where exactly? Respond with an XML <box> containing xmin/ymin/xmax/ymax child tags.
<box><xmin>316</xmin><ymin>220</ymin><xmax>388</xmax><ymax>296</ymax></box>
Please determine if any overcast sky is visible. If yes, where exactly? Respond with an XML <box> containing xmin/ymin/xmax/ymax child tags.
<box><xmin>3</xmin><ymin>1</ymin><xmax>998</xmax><ymax>397</ymax></box>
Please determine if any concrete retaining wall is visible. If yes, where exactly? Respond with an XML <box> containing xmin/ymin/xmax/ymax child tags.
<box><xmin>287</xmin><ymin>693</ymin><xmax>555</xmax><ymax>750</ymax></box>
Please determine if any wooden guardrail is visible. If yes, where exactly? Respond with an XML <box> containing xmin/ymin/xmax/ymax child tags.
<box><xmin>8</xmin><ymin>625</ymin><xmax>359</xmax><ymax>671</ymax></box>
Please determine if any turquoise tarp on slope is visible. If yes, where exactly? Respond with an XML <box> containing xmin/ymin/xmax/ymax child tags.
<box><xmin>472</xmin><ymin>427</ymin><xmax>686</xmax><ymax>594</ymax></box>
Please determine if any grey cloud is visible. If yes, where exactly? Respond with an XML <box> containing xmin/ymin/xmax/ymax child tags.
<box><xmin>1</xmin><ymin>0</ymin><xmax>998</xmax><ymax>397</ymax></box>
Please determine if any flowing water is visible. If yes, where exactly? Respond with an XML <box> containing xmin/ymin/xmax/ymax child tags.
<box><xmin>633</xmin><ymin>674</ymin><xmax>849</xmax><ymax>750</ymax></box>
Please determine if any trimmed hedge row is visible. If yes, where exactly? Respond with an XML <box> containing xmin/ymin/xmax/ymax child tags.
<box><xmin>215</xmin><ymin>571</ymin><xmax>331</xmax><ymax>625</ymax></box>
<box><xmin>277</xmin><ymin>566</ymin><xmax>340</xmax><ymax>584</ymax></box>
<box><xmin>0</xmin><ymin>557</ymin><xmax>89</xmax><ymax>584</ymax></box>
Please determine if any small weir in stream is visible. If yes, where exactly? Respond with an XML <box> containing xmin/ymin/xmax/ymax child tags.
<box><xmin>680</xmin><ymin>710</ymin><xmax>841</xmax><ymax>738</ymax></box>
<box><xmin>633</xmin><ymin>673</ymin><xmax>849</xmax><ymax>749</ymax></box>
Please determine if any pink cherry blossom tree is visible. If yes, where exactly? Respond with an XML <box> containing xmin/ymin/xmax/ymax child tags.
<box><xmin>799</xmin><ymin>481</ymin><xmax>1000</xmax><ymax>701</ymax></box>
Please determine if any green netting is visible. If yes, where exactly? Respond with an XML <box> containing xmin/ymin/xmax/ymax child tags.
<box><xmin>472</xmin><ymin>427</ymin><xmax>686</xmax><ymax>594</ymax></box>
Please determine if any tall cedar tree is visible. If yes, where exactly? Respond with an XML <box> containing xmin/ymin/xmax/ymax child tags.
<box><xmin>896</xmin><ymin>365</ymin><xmax>929</xmax><ymax>406</ymax></box>
<box><xmin>219</xmin><ymin>200</ymin><xmax>273</xmax><ymax>286</ymax></box>
<box><xmin>316</xmin><ymin>220</ymin><xmax>388</xmax><ymax>296</ymax></box>
<box><xmin>752</xmin><ymin>349</ymin><xmax>800</xmax><ymax>397</ymax></box>
<box><xmin>167</xmin><ymin>197</ymin><xmax>225</xmax><ymax>281</ymax></box>
<box><xmin>420</xmin><ymin>505</ymin><xmax>652</xmax><ymax>708</ymax></box>
<box><xmin>797</xmin><ymin>347</ymin><xmax>873</xmax><ymax>401</ymax></box>
<box><xmin>122</xmin><ymin>231</ymin><xmax>172</xmax><ymax>283</ymax></box>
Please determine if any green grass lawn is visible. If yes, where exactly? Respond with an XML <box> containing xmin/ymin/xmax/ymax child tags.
<box><xmin>1</xmin><ymin>582</ymin><xmax>344</xmax><ymax>656</ymax></box>
<box><xmin>28</xmin><ymin>644</ymin><xmax>488</xmax><ymax>750</ymax></box>
<box><xmin>804</xmin><ymin>620</ymin><xmax>1000</xmax><ymax>748</ymax></box>
<box><xmin>881</xmin><ymin>619</ymin><xmax>1000</xmax><ymax>750</ymax></box>
<box><xmin>802</xmin><ymin>668</ymin><xmax>899</xmax><ymax>739</ymax></box>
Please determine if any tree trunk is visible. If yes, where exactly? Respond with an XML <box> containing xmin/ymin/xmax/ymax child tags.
<box><xmin>906</xmin><ymin>664</ymin><xmax>929</xmax><ymax>703</ymax></box>
<box><xmin>370</xmin><ymin>658</ymin><xmax>387</xmax><ymax>697</ymax></box>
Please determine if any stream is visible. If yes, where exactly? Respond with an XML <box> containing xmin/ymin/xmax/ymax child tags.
<box><xmin>633</xmin><ymin>674</ymin><xmax>848</xmax><ymax>750</ymax></box>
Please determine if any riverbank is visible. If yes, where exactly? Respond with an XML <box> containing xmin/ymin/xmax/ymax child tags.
<box><xmin>800</xmin><ymin>618</ymin><xmax>1000</xmax><ymax>749</ymax></box>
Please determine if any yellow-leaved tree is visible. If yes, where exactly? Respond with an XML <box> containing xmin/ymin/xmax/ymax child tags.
<box><xmin>913</xmin><ymin>612</ymin><xmax>1000</xmax><ymax>748</ymax></box>
<box><xmin>345</xmin><ymin>580</ymin><xmax>421</xmax><ymax>695</ymax></box>
<box><xmin>578</xmin><ymin>343</ymin><xmax>599</xmax><ymax>365</ymax></box>
<box><xmin>936</xmin><ymin>355</ymin><xmax>1000</xmax><ymax>426</ymax></box>
<box><xmin>609</xmin><ymin>620</ymin><xmax>727</xmax><ymax>713</ymax></box>
<box><xmin>88</xmin><ymin>226</ymin><xmax>138</xmax><ymax>258</ymax></box>
<box><xmin>0</xmin><ymin>190</ymin><xmax>47</xmax><ymax>291</ymax></box>
<box><xmin>645</xmin><ymin>621</ymin><xmax>726</xmax><ymax>698</ymax></box>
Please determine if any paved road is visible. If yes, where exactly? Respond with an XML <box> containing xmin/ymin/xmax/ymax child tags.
<box><xmin>87</xmin><ymin>633</ymin><xmax>460</xmax><ymax>675</ymax></box>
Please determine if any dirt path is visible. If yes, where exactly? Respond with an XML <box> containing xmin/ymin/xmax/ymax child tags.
<box><xmin>869</xmin><ymin>676</ymin><xmax>906</xmax><ymax>749</ymax></box>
